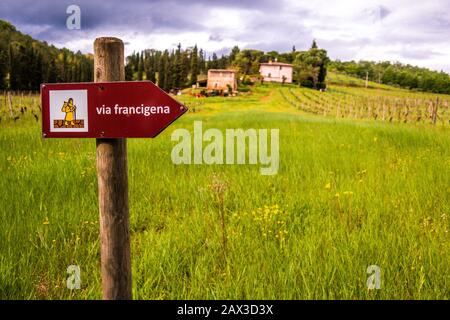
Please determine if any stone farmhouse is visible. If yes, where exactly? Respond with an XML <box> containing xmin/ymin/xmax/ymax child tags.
<box><xmin>259</xmin><ymin>60</ymin><xmax>293</xmax><ymax>83</ymax></box>
<box><xmin>207</xmin><ymin>69</ymin><xmax>238</xmax><ymax>92</ymax></box>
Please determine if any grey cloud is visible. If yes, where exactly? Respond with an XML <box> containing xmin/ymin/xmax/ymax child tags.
<box><xmin>0</xmin><ymin>0</ymin><xmax>277</xmax><ymax>31</ymax></box>
<box><xmin>209</xmin><ymin>34</ymin><xmax>223</xmax><ymax>42</ymax></box>
<box><xmin>379</xmin><ymin>6</ymin><xmax>391</xmax><ymax>20</ymax></box>
<box><xmin>390</xmin><ymin>48</ymin><xmax>444</xmax><ymax>60</ymax></box>
<box><xmin>316</xmin><ymin>38</ymin><xmax>371</xmax><ymax>61</ymax></box>
<box><xmin>0</xmin><ymin>0</ymin><xmax>449</xmax><ymax>72</ymax></box>
<box><xmin>362</xmin><ymin>5</ymin><xmax>391</xmax><ymax>23</ymax></box>
<box><xmin>0</xmin><ymin>0</ymin><xmax>208</xmax><ymax>38</ymax></box>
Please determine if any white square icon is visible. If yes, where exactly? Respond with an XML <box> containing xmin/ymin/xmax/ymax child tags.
<box><xmin>49</xmin><ymin>90</ymin><xmax>88</xmax><ymax>132</ymax></box>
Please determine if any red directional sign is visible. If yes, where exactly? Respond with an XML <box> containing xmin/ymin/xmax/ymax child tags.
<box><xmin>41</xmin><ymin>81</ymin><xmax>187</xmax><ymax>138</ymax></box>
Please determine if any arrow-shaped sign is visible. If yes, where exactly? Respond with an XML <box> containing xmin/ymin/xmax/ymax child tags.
<box><xmin>41</xmin><ymin>81</ymin><xmax>187</xmax><ymax>138</ymax></box>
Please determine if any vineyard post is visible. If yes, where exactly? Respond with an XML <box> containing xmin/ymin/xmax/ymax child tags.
<box><xmin>94</xmin><ymin>37</ymin><xmax>132</xmax><ymax>300</ymax></box>
<box><xmin>428</xmin><ymin>99</ymin><xmax>434</xmax><ymax>124</ymax></box>
<box><xmin>445</xmin><ymin>100</ymin><xmax>449</xmax><ymax>124</ymax></box>
<box><xmin>404</xmin><ymin>99</ymin><xmax>409</xmax><ymax>123</ymax></box>
<box><xmin>7</xmin><ymin>91</ymin><xmax>13</xmax><ymax>118</ymax></box>
<box><xmin>386</xmin><ymin>98</ymin><xmax>391</xmax><ymax>122</ymax></box>
<box><xmin>433</xmin><ymin>97</ymin><xmax>439</xmax><ymax>125</ymax></box>
<box><xmin>416</xmin><ymin>99</ymin><xmax>421</xmax><ymax>122</ymax></box>
<box><xmin>336</xmin><ymin>99</ymin><xmax>340</xmax><ymax>118</ymax></box>
<box><xmin>390</xmin><ymin>99</ymin><xmax>395</xmax><ymax>122</ymax></box>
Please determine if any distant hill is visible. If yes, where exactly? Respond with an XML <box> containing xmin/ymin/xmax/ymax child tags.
<box><xmin>0</xmin><ymin>19</ymin><xmax>93</xmax><ymax>91</ymax></box>
<box><xmin>329</xmin><ymin>60</ymin><xmax>450</xmax><ymax>94</ymax></box>
<box><xmin>327</xmin><ymin>72</ymin><xmax>396</xmax><ymax>90</ymax></box>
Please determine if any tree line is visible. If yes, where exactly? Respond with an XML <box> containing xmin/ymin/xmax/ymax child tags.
<box><xmin>0</xmin><ymin>19</ymin><xmax>93</xmax><ymax>91</ymax></box>
<box><xmin>329</xmin><ymin>60</ymin><xmax>450</xmax><ymax>94</ymax></box>
<box><xmin>2</xmin><ymin>18</ymin><xmax>448</xmax><ymax>94</ymax></box>
<box><xmin>125</xmin><ymin>40</ymin><xmax>330</xmax><ymax>91</ymax></box>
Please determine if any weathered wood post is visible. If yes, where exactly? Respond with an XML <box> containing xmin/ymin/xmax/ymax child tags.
<box><xmin>94</xmin><ymin>37</ymin><xmax>132</xmax><ymax>300</ymax></box>
<box><xmin>433</xmin><ymin>97</ymin><xmax>439</xmax><ymax>125</ymax></box>
<box><xmin>7</xmin><ymin>91</ymin><xmax>13</xmax><ymax>118</ymax></box>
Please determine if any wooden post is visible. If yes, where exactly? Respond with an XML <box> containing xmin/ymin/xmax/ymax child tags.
<box><xmin>433</xmin><ymin>97</ymin><xmax>439</xmax><ymax>125</ymax></box>
<box><xmin>8</xmin><ymin>91</ymin><xmax>13</xmax><ymax>118</ymax></box>
<box><xmin>94</xmin><ymin>37</ymin><xmax>132</xmax><ymax>300</ymax></box>
<box><xmin>337</xmin><ymin>100</ymin><xmax>341</xmax><ymax>118</ymax></box>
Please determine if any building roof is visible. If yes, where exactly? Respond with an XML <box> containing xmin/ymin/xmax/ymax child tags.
<box><xmin>260</xmin><ymin>62</ymin><xmax>293</xmax><ymax>67</ymax></box>
<box><xmin>208</xmin><ymin>69</ymin><xmax>237</xmax><ymax>73</ymax></box>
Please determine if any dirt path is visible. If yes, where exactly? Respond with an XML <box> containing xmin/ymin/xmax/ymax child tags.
<box><xmin>260</xmin><ymin>89</ymin><xmax>274</xmax><ymax>103</ymax></box>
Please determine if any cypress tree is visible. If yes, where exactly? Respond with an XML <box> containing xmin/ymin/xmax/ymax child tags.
<box><xmin>137</xmin><ymin>51</ymin><xmax>144</xmax><ymax>80</ymax></box>
<box><xmin>210</xmin><ymin>53</ymin><xmax>219</xmax><ymax>69</ymax></box>
<box><xmin>190</xmin><ymin>45</ymin><xmax>199</xmax><ymax>86</ymax></box>
<box><xmin>198</xmin><ymin>48</ymin><xmax>205</xmax><ymax>74</ymax></box>
<box><xmin>173</xmin><ymin>44</ymin><xmax>183</xmax><ymax>89</ymax></box>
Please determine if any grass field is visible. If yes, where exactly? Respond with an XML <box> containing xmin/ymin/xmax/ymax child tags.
<box><xmin>1</xmin><ymin>81</ymin><xmax>450</xmax><ymax>299</ymax></box>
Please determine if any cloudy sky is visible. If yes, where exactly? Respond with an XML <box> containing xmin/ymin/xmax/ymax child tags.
<box><xmin>1</xmin><ymin>0</ymin><xmax>449</xmax><ymax>72</ymax></box>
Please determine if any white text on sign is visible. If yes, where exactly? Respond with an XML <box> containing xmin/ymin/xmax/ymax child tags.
<box><xmin>96</xmin><ymin>104</ymin><xmax>171</xmax><ymax>117</ymax></box>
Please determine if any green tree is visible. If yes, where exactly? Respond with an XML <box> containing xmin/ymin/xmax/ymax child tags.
<box><xmin>209</xmin><ymin>53</ymin><xmax>219</xmax><ymax>69</ymax></box>
<box><xmin>232</xmin><ymin>49</ymin><xmax>263</xmax><ymax>75</ymax></box>
<box><xmin>172</xmin><ymin>44</ymin><xmax>184</xmax><ymax>89</ymax></box>
<box><xmin>190</xmin><ymin>45</ymin><xmax>199</xmax><ymax>86</ymax></box>
<box><xmin>0</xmin><ymin>45</ymin><xmax>9</xmax><ymax>89</ymax></box>
<box><xmin>145</xmin><ymin>50</ymin><xmax>156</xmax><ymax>82</ymax></box>
<box><xmin>158</xmin><ymin>50</ymin><xmax>168</xmax><ymax>90</ymax></box>
<box><xmin>229</xmin><ymin>46</ymin><xmax>240</xmax><ymax>65</ymax></box>
<box><xmin>137</xmin><ymin>52</ymin><xmax>144</xmax><ymax>80</ymax></box>
<box><xmin>294</xmin><ymin>41</ymin><xmax>329</xmax><ymax>89</ymax></box>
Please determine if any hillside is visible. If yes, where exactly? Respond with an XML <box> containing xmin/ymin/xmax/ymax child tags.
<box><xmin>0</xmin><ymin>19</ymin><xmax>93</xmax><ymax>90</ymax></box>
<box><xmin>327</xmin><ymin>71</ymin><xmax>397</xmax><ymax>90</ymax></box>
<box><xmin>329</xmin><ymin>60</ymin><xmax>450</xmax><ymax>95</ymax></box>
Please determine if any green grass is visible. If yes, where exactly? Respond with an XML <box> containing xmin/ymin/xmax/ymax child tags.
<box><xmin>1</xmin><ymin>83</ymin><xmax>450</xmax><ymax>299</ymax></box>
<box><xmin>327</xmin><ymin>71</ymin><xmax>396</xmax><ymax>90</ymax></box>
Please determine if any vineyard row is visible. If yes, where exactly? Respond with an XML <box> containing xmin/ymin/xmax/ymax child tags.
<box><xmin>280</xmin><ymin>88</ymin><xmax>450</xmax><ymax>125</ymax></box>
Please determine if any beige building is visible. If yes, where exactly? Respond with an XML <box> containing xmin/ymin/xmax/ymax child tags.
<box><xmin>259</xmin><ymin>60</ymin><xmax>293</xmax><ymax>83</ymax></box>
<box><xmin>207</xmin><ymin>69</ymin><xmax>237</xmax><ymax>92</ymax></box>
